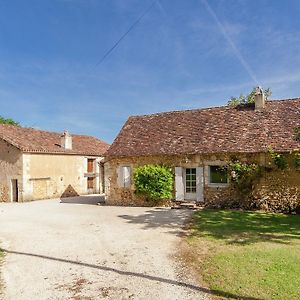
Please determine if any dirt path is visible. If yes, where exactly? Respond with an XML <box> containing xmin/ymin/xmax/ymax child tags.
<box><xmin>0</xmin><ymin>196</ymin><xmax>208</xmax><ymax>300</ymax></box>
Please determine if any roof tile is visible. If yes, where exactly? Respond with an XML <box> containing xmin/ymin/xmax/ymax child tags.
<box><xmin>106</xmin><ymin>99</ymin><xmax>300</xmax><ymax>157</ymax></box>
<box><xmin>0</xmin><ymin>125</ymin><xmax>109</xmax><ymax>156</ymax></box>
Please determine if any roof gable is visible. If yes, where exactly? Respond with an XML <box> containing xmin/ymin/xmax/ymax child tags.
<box><xmin>0</xmin><ymin>125</ymin><xmax>109</xmax><ymax>156</ymax></box>
<box><xmin>106</xmin><ymin>99</ymin><xmax>300</xmax><ymax>157</ymax></box>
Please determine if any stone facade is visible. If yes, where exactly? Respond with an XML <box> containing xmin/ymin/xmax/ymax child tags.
<box><xmin>0</xmin><ymin>139</ymin><xmax>23</xmax><ymax>202</ymax></box>
<box><xmin>104</xmin><ymin>152</ymin><xmax>255</xmax><ymax>205</ymax></box>
<box><xmin>105</xmin><ymin>152</ymin><xmax>300</xmax><ymax>212</ymax></box>
<box><xmin>0</xmin><ymin>148</ymin><xmax>104</xmax><ymax>202</ymax></box>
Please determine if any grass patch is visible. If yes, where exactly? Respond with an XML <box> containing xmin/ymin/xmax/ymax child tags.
<box><xmin>186</xmin><ymin>209</ymin><xmax>300</xmax><ymax>300</ymax></box>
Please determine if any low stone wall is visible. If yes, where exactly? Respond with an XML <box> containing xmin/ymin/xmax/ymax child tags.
<box><xmin>0</xmin><ymin>184</ymin><xmax>9</xmax><ymax>202</ymax></box>
<box><xmin>253</xmin><ymin>169</ymin><xmax>300</xmax><ymax>213</ymax></box>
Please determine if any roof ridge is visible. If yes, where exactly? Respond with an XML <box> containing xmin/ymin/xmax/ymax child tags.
<box><xmin>0</xmin><ymin>124</ymin><xmax>109</xmax><ymax>143</ymax></box>
<box><xmin>128</xmin><ymin>98</ymin><xmax>300</xmax><ymax>119</ymax></box>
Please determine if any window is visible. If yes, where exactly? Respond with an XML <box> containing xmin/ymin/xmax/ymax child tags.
<box><xmin>185</xmin><ymin>168</ymin><xmax>196</xmax><ymax>193</ymax></box>
<box><xmin>118</xmin><ymin>166</ymin><xmax>131</xmax><ymax>188</ymax></box>
<box><xmin>87</xmin><ymin>159</ymin><xmax>95</xmax><ymax>173</ymax></box>
<box><xmin>209</xmin><ymin>166</ymin><xmax>228</xmax><ymax>184</ymax></box>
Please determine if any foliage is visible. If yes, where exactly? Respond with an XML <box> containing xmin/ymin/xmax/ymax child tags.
<box><xmin>133</xmin><ymin>164</ymin><xmax>173</xmax><ymax>203</ymax></box>
<box><xmin>227</xmin><ymin>87</ymin><xmax>272</xmax><ymax>107</ymax></box>
<box><xmin>227</xmin><ymin>160</ymin><xmax>261</xmax><ymax>194</ymax></box>
<box><xmin>269</xmin><ymin>147</ymin><xmax>288</xmax><ymax>170</ymax></box>
<box><xmin>0</xmin><ymin>116</ymin><xmax>20</xmax><ymax>126</ymax></box>
<box><xmin>294</xmin><ymin>152</ymin><xmax>300</xmax><ymax>171</ymax></box>
<box><xmin>187</xmin><ymin>209</ymin><xmax>300</xmax><ymax>300</ymax></box>
<box><xmin>294</xmin><ymin>126</ymin><xmax>300</xmax><ymax>142</ymax></box>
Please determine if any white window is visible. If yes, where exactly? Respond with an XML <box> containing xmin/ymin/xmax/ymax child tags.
<box><xmin>118</xmin><ymin>166</ymin><xmax>131</xmax><ymax>188</ymax></box>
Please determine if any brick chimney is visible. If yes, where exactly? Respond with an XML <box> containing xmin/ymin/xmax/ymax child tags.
<box><xmin>255</xmin><ymin>86</ymin><xmax>266</xmax><ymax>110</ymax></box>
<box><xmin>61</xmin><ymin>130</ymin><xmax>72</xmax><ymax>150</ymax></box>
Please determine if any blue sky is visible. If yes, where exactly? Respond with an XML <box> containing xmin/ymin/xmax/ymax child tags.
<box><xmin>1</xmin><ymin>0</ymin><xmax>300</xmax><ymax>143</ymax></box>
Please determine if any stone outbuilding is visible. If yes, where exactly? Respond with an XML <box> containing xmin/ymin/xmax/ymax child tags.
<box><xmin>0</xmin><ymin>125</ymin><xmax>109</xmax><ymax>202</ymax></box>
<box><xmin>104</xmin><ymin>90</ymin><xmax>300</xmax><ymax>210</ymax></box>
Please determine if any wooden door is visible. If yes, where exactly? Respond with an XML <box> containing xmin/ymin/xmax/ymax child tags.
<box><xmin>87</xmin><ymin>177</ymin><xmax>94</xmax><ymax>189</ymax></box>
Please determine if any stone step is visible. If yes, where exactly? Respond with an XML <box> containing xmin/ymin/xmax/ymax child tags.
<box><xmin>171</xmin><ymin>202</ymin><xmax>198</xmax><ymax>209</ymax></box>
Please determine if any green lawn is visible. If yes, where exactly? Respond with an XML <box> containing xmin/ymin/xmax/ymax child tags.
<box><xmin>186</xmin><ymin>209</ymin><xmax>300</xmax><ymax>300</ymax></box>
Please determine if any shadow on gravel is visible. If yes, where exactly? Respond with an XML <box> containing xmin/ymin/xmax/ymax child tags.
<box><xmin>1</xmin><ymin>248</ymin><xmax>262</xmax><ymax>300</ymax></box>
<box><xmin>118</xmin><ymin>208</ymin><xmax>193</xmax><ymax>236</ymax></box>
<box><xmin>60</xmin><ymin>195</ymin><xmax>105</xmax><ymax>205</ymax></box>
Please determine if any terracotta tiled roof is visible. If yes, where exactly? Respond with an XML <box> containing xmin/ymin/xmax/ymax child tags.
<box><xmin>106</xmin><ymin>99</ymin><xmax>300</xmax><ymax>157</ymax></box>
<box><xmin>0</xmin><ymin>125</ymin><xmax>109</xmax><ymax>156</ymax></box>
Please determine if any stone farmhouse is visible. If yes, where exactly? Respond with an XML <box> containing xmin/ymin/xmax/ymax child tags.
<box><xmin>0</xmin><ymin>125</ymin><xmax>109</xmax><ymax>202</ymax></box>
<box><xmin>104</xmin><ymin>89</ymin><xmax>300</xmax><ymax>209</ymax></box>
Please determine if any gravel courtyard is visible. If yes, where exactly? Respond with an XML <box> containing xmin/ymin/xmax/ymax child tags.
<box><xmin>0</xmin><ymin>196</ymin><xmax>207</xmax><ymax>300</ymax></box>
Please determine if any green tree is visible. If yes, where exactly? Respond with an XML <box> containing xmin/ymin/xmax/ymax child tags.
<box><xmin>0</xmin><ymin>116</ymin><xmax>20</xmax><ymax>126</ymax></box>
<box><xmin>228</xmin><ymin>87</ymin><xmax>272</xmax><ymax>107</ymax></box>
<box><xmin>134</xmin><ymin>165</ymin><xmax>173</xmax><ymax>203</ymax></box>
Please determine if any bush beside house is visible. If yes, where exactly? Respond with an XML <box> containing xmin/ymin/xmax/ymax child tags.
<box><xmin>134</xmin><ymin>165</ymin><xmax>173</xmax><ymax>205</ymax></box>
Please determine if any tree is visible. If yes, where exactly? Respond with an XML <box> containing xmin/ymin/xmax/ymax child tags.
<box><xmin>0</xmin><ymin>116</ymin><xmax>20</xmax><ymax>126</ymax></box>
<box><xmin>227</xmin><ymin>87</ymin><xmax>272</xmax><ymax>107</ymax></box>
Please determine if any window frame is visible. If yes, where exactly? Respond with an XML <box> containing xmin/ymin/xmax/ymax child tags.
<box><xmin>208</xmin><ymin>165</ymin><xmax>229</xmax><ymax>187</ymax></box>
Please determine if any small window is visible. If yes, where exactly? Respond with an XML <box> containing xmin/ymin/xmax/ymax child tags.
<box><xmin>119</xmin><ymin>166</ymin><xmax>131</xmax><ymax>188</ymax></box>
<box><xmin>209</xmin><ymin>166</ymin><xmax>228</xmax><ymax>184</ymax></box>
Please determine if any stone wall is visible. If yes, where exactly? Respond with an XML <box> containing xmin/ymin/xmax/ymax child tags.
<box><xmin>104</xmin><ymin>152</ymin><xmax>258</xmax><ymax>206</ymax></box>
<box><xmin>253</xmin><ymin>168</ymin><xmax>300</xmax><ymax>213</ymax></box>
<box><xmin>0</xmin><ymin>139</ymin><xmax>23</xmax><ymax>202</ymax></box>
<box><xmin>105</xmin><ymin>153</ymin><xmax>300</xmax><ymax>212</ymax></box>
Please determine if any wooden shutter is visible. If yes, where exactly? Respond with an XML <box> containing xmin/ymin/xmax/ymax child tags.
<box><xmin>175</xmin><ymin>167</ymin><xmax>184</xmax><ymax>201</ymax></box>
<box><xmin>196</xmin><ymin>167</ymin><xmax>204</xmax><ymax>202</ymax></box>
<box><xmin>87</xmin><ymin>159</ymin><xmax>94</xmax><ymax>172</ymax></box>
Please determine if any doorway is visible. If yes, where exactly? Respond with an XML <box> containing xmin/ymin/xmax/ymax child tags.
<box><xmin>87</xmin><ymin>177</ymin><xmax>94</xmax><ymax>194</ymax></box>
<box><xmin>184</xmin><ymin>168</ymin><xmax>197</xmax><ymax>200</ymax></box>
<box><xmin>11</xmin><ymin>179</ymin><xmax>18</xmax><ymax>202</ymax></box>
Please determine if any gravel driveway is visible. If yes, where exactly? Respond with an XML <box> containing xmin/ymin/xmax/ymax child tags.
<box><xmin>0</xmin><ymin>196</ymin><xmax>207</xmax><ymax>300</ymax></box>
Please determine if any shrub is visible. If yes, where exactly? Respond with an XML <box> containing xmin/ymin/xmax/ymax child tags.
<box><xmin>294</xmin><ymin>126</ymin><xmax>300</xmax><ymax>142</ymax></box>
<box><xmin>294</xmin><ymin>152</ymin><xmax>300</xmax><ymax>171</ymax></box>
<box><xmin>133</xmin><ymin>165</ymin><xmax>173</xmax><ymax>203</ymax></box>
<box><xmin>269</xmin><ymin>148</ymin><xmax>288</xmax><ymax>170</ymax></box>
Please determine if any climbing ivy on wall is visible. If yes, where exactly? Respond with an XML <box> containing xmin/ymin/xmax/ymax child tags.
<box><xmin>294</xmin><ymin>152</ymin><xmax>300</xmax><ymax>171</ymax></box>
<box><xmin>295</xmin><ymin>126</ymin><xmax>300</xmax><ymax>142</ymax></box>
<box><xmin>268</xmin><ymin>147</ymin><xmax>288</xmax><ymax>170</ymax></box>
<box><xmin>227</xmin><ymin>160</ymin><xmax>261</xmax><ymax>194</ymax></box>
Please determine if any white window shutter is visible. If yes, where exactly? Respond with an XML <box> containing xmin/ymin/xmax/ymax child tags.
<box><xmin>175</xmin><ymin>167</ymin><xmax>184</xmax><ymax>201</ymax></box>
<box><xmin>123</xmin><ymin>166</ymin><xmax>131</xmax><ymax>188</ymax></box>
<box><xmin>196</xmin><ymin>167</ymin><xmax>204</xmax><ymax>202</ymax></box>
<box><xmin>117</xmin><ymin>167</ymin><xmax>124</xmax><ymax>187</ymax></box>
